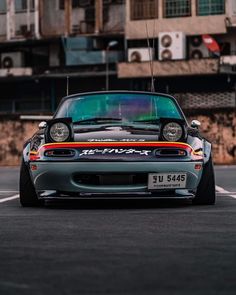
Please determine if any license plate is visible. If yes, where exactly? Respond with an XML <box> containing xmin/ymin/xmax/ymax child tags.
<box><xmin>148</xmin><ymin>173</ymin><xmax>187</xmax><ymax>190</ymax></box>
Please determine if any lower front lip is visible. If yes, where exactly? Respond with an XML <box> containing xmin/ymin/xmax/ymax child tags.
<box><xmin>30</xmin><ymin>161</ymin><xmax>202</xmax><ymax>194</ymax></box>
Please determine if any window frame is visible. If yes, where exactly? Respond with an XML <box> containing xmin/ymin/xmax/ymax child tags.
<box><xmin>196</xmin><ymin>0</ymin><xmax>225</xmax><ymax>16</ymax></box>
<box><xmin>130</xmin><ymin>0</ymin><xmax>159</xmax><ymax>21</ymax></box>
<box><xmin>163</xmin><ymin>0</ymin><xmax>192</xmax><ymax>19</ymax></box>
<box><xmin>15</xmin><ymin>0</ymin><xmax>35</xmax><ymax>13</ymax></box>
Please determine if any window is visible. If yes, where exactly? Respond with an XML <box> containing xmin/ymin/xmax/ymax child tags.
<box><xmin>164</xmin><ymin>0</ymin><xmax>191</xmax><ymax>18</ymax></box>
<box><xmin>197</xmin><ymin>0</ymin><xmax>225</xmax><ymax>16</ymax></box>
<box><xmin>55</xmin><ymin>93</ymin><xmax>183</xmax><ymax>122</ymax></box>
<box><xmin>15</xmin><ymin>0</ymin><xmax>35</xmax><ymax>12</ymax></box>
<box><xmin>59</xmin><ymin>0</ymin><xmax>65</xmax><ymax>9</ymax></box>
<box><xmin>72</xmin><ymin>0</ymin><xmax>80</xmax><ymax>8</ymax></box>
<box><xmin>0</xmin><ymin>1</ymin><xmax>6</xmax><ymax>13</ymax></box>
<box><xmin>59</xmin><ymin>0</ymin><xmax>84</xmax><ymax>10</ymax></box>
<box><xmin>130</xmin><ymin>0</ymin><xmax>158</xmax><ymax>20</ymax></box>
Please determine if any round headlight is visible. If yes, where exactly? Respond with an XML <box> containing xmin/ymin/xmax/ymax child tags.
<box><xmin>162</xmin><ymin>122</ymin><xmax>183</xmax><ymax>142</ymax></box>
<box><xmin>49</xmin><ymin>122</ymin><xmax>70</xmax><ymax>142</ymax></box>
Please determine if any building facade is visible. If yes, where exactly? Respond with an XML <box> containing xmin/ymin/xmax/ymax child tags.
<box><xmin>0</xmin><ymin>0</ymin><xmax>235</xmax><ymax>114</ymax></box>
<box><xmin>119</xmin><ymin>0</ymin><xmax>236</xmax><ymax>110</ymax></box>
<box><xmin>0</xmin><ymin>0</ymin><xmax>126</xmax><ymax>114</ymax></box>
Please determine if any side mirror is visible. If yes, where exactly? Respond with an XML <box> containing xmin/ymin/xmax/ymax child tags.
<box><xmin>191</xmin><ymin>120</ymin><xmax>201</xmax><ymax>129</ymax></box>
<box><xmin>38</xmin><ymin>121</ymin><xmax>47</xmax><ymax>129</ymax></box>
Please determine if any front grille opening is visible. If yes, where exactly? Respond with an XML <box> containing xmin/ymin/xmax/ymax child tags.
<box><xmin>44</xmin><ymin>149</ymin><xmax>76</xmax><ymax>157</ymax></box>
<box><xmin>73</xmin><ymin>173</ymin><xmax>148</xmax><ymax>186</ymax></box>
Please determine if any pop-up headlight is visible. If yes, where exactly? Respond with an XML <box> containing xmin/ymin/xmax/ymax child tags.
<box><xmin>162</xmin><ymin>122</ymin><xmax>183</xmax><ymax>142</ymax></box>
<box><xmin>160</xmin><ymin>119</ymin><xmax>186</xmax><ymax>142</ymax></box>
<box><xmin>49</xmin><ymin>122</ymin><xmax>70</xmax><ymax>142</ymax></box>
<box><xmin>45</xmin><ymin>118</ymin><xmax>73</xmax><ymax>143</ymax></box>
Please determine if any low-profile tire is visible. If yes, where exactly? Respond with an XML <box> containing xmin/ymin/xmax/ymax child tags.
<box><xmin>19</xmin><ymin>160</ymin><xmax>43</xmax><ymax>207</ymax></box>
<box><xmin>192</xmin><ymin>156</ymin><xmax>216</xmax><ymax>205</ymax></box>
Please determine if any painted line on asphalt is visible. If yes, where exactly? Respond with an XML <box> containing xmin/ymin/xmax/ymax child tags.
<box><xmin>0</xmin><ymin>187</ymin><xmax>235</xmax><ymax>203</ymax></box>
<box><xmin>0</xmin><ymin>190</ymin><xmax>18</xmax><ymax>194</ymax></box>
<box><xmin>216</xmin><ymin>185</ymin><xmax>236</xmax><ymax>199</ymax></box>
<box><xmin>0</xmin><ymin>194</ymin><xmax>19</xmax><ymax>203</ymax></box>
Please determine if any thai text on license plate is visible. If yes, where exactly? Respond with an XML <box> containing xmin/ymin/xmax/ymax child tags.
<box><xmin>148</xmin><ymin>173</ymin><xmax>187</xmax><ymax>190</ymax></box>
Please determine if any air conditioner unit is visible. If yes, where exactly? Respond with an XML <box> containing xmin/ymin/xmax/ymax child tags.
<box><xmin>159</xmin><ymin>32</ymin><xmax>186</xmax><ymax>61</ymax></box>
<box><xmin>1</xmin><ymin>52</ymin><xmax>24</xmax><ymax>68</ymax></box>
<box><xmin>189</xmin><ymin>36</ymin><xmax>209</xmax><ymax>59</ymax></box>
<box><xmin>128</xmin><ymin>48</ymin><xmax>154</xmax><ymax>62</ymax></box>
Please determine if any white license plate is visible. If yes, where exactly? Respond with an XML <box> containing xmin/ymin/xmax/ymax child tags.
<box><xmin>148</xmin><ymin>173</ymin><xmax>187</xmax><ymax>190</ymax></box>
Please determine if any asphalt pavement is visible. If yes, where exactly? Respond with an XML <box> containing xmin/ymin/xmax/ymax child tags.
<box><xmin>0</xmin><ymin>166</ymin><xmax>236</xmax><ymax>295</ymax></box>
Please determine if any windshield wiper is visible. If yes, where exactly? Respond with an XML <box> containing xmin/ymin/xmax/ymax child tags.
<box><xmin>73</xmin><ymin>117</ymin><xmax>122</xmax><ymax>124</ymax></box>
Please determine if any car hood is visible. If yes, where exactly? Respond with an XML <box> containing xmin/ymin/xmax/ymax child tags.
<box><xmin>73</xmin><ymin>124</ymin><xmax>160</xmax><ymax>142</ymax></box>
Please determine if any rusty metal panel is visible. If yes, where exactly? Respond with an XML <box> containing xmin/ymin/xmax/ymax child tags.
<box><xmin>174</xmin><ymin>92</ymin><xmax>236</xmax><ymax>109</ymax></box>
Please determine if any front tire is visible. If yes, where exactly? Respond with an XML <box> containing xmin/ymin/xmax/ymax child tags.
<box><xmin>192</xmin><ymin>156</ymin><xmax>216</xmax><ymax>205</ymax></box>
<box><xmin>19</xmin><ymin>160</ymin><xmax>43</xmax><ymax>207</ymax></box>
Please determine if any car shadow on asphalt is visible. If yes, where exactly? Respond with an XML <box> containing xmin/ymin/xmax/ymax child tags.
<box><xmin>44</xmin><ymin>199</ymin><xmax>192</xmax><ymax>210</ymax></box>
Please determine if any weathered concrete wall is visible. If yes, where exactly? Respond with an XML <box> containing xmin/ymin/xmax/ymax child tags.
<box><xmin>0</xmin><ymin>111</ymin><xmax>235</xmax><ymax>165</ymax></box>
<box><xmin>118</xmin><ymin>59</ymin><xmax>219</xmax><ymax>78</ymax></box>
<box><xmin>126</xmin><ymin>0</ymin><xmax>227</xmax><ymax>39</ymax></box>
<box><xmin>0</xmin><ymin>118</ymin><xmax>38</xmax><ymax>166</ymax></box>
<box><xmin>188</xmin><ymin>111</ymin><xmax>236</xmax><ymax>165</ymax></box>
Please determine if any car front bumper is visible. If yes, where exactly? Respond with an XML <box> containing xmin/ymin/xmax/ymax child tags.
<box><xmin>30</xmin><ymin>161</ymin><xmax>203</xmax><ymax>200</ymax></box>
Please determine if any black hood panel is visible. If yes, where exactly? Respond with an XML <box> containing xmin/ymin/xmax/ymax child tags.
<box><xmin>73</xmin><ymin>125</ymin><xmax>160</xmax><ymax>142</ymax></box>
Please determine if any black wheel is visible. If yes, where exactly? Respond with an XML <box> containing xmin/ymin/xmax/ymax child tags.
<box><xmin>192</xmin><ymin>156</ymin><xmax>216</xmax><ymax>205</ymax></box>
<box><xmin>19</xmin><ymin>160</ymin><xmax>43</xmax><ymax>207</ymax></box>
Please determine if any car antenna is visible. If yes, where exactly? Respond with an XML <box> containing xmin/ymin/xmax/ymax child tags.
<box><xmin>66</xmin><ymin>76</ymin><xmax>70</xmax><ymax>96</ymax></box>
<box><xmin>145</xmin><ymin>21</ymin><xmax>155</xmax><ymax>92</ymax></box>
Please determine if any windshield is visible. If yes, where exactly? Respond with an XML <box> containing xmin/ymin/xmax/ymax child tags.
<box><xmin>55</xmin><ymin>93</ymin><xmax>183</xmax><ymax>124</ymax></box>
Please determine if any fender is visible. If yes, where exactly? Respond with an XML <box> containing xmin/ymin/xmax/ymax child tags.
<box><xmin>22</xmin><ymin>142</ymin><xmax>31</xmax><ymax>163</ymax></box>
<box><xmin>203</xmin><ymin>139</ymin><xmax>212</xmax><ymax>164</ymax></box>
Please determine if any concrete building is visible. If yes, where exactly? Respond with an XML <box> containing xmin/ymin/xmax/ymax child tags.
<box><xmin>0</xmin><ymin>0</ymin><xmax>126</xmax><ymax>114</ymax></box>
<box><xmin>0</xmin><ymin>0</ymin><xmax>235</xmax><ymax>114</ymax></box>
<box><xmin>118</xmin><ymin>0</ymin><xmax>236</xmax><ymax>110</ymax></box>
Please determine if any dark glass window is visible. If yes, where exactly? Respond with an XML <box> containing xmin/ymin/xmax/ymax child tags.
<box><xmin>59</xmin><ymin>0</ymin><xmax>88</xmax><ymax>10</ymax></box>
<box><xmin>0</xmin><ymin>1</ymin><xmax>6</xmax><ymax>13</ymax></box>
<box><xmin>164</xmin><ymin>0</ymin><xmax>191</xmax><ymax>18</ymax></box>
<box><xmin>15</xmin><ymin>0</ymin><xmax>34</xmax><ymax>12</ymax></box>
<box><xmin>197</xmin><ymin>0</ymin><xmax>225</xmax><ymax>16</ymax></box>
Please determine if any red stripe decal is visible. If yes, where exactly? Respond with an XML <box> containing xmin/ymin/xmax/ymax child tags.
<box><xmin>40</xmin><ymin>142</ymin><xmax>193</xmax><ymax>151</ymax></box>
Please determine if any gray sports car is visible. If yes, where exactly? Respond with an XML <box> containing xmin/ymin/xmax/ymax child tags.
<box><xmin>20</xmin><ymin>91</ymin><xmax>215</xmax><ymax>206</ymax></box>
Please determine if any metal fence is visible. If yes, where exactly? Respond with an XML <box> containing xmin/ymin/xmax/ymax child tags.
<box><xmin>174</xmin><ymin>92</ymin><xmax>236</xmax><ymax>110</ymax></box>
